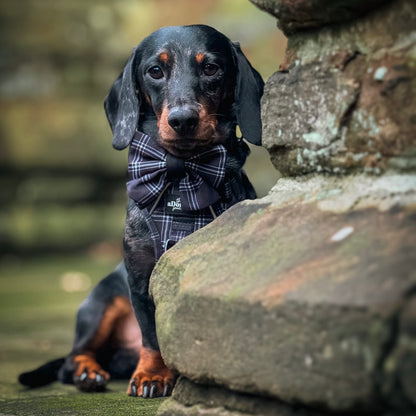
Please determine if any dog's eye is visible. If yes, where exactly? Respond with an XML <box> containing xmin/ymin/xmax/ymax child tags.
<box><xmin>148</xmin><ymin>66</ymin><xmax>164</xmax><ymax>79</ymax></box>
<box><xmin>203</xmin><ymin>63</ymin><xmax>219</xmax><ymax>76</ymax></box>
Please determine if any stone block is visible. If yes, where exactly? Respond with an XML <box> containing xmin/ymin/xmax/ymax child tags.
<box><xmin>260</xmin><ymin>0</ymin><xmax>416</xmax><ymax>176</ymax></box>
<box><xmin>151</xmin><ymin>174</ymin><xmax>416</xmax><ymax>412</ymax></box>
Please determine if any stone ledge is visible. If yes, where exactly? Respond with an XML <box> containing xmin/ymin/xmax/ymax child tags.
<box><xmin>150</xmin><ymin>173</ymin><xmax>416</xmax><ymax>412</ymax></box>
<box><xmin>157</xmin><ymin>378</ymin><xmax>415</xmax><ymax>416</ymax></box>
<box><xmin>158</xmin><ymin>377</ymin><xmax>300</xmax><ymax>416</ymax></box>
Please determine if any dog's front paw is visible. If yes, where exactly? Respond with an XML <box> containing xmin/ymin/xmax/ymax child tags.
<box><xmin>73</xmin><ymin>354</ymin><xmax>110</xmax><ymax>392</ymax></box>
<box><xmin>127</xmin><ymin>348</ymin><xmax>176</xmax><ymax>398</ymax></box>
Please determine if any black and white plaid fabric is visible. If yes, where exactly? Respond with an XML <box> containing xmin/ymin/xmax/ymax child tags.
<box><xmin>127</xmin><ymin>130</ymin><xmax>252</xmax><ymax>260</ymax></box>
<box><xmin>127</xmin><ymin>131</ymin><xmax>227</xmax><ymax>211</ymax></box>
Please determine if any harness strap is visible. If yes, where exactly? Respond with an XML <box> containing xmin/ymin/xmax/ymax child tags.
<box><xmin>149</xmin><ymin>182</ymin><xmax>172</xmax><ymax>215</ymax></box>
<box><xmin>208</xmin><ymin>205</ymin><xmax>217</xmax><ymax>219</ymax></box>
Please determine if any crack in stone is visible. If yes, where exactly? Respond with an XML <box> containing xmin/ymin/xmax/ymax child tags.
<box><xmin>374</xmin><ymin>288</ymin><xmax>416</xmax><ymax>409</ymax></box>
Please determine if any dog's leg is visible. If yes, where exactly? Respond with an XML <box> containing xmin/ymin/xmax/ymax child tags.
<box><xmin>124</xmin><ymin>285</ymin><xmax>175</xmax><ymax>398</ymax></box>
<box><xmin>60</xmin><ymin>265</ymin><xmax>137</xmax><ymax>392</ymax></box>
<box><xmin>123</xmin><ymin>202</ymin><xmax>177</xmax><ymax>398</ymax></box>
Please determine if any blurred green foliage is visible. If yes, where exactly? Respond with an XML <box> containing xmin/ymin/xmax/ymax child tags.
<box><xmin>0</xmin><ymin>0</ymin><xmax>286</xmax><ymax>255</ymax></box>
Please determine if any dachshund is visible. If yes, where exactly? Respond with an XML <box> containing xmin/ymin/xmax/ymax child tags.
<box><xmin>19</xmin><ymin>24</ymin><xmax>264</xmax><ymax>399</ymax></box>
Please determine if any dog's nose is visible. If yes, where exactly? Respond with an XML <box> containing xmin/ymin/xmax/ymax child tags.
<box><xmin>168</xmin><ymin>107</ymin><xmax>199</xmax><ymax>136</ymax></box>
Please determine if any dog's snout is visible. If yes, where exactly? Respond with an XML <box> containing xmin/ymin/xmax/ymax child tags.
<box><xmin>168</xmin><ymin>107</ymin><xmax>199</xmax><ymax>136</ymax></box>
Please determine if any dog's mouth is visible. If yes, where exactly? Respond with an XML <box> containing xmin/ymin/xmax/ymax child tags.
<box><xmin>171</xmin><ymin>138</ymin><xmax>204</xmax><ymax>149</ymax></box>
<box><xmin>158</xmin><ymin>136</ymin><xmax>216</xmax><ymax>158</ymax></box>
<box><xmin>157</xmin><ymin>103</ymin><xmax>219</xmax><ymax>157</ymax></box>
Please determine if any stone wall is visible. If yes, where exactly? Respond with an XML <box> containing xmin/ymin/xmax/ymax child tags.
<box><xmin>150</xmin><ymin>1</ymin><xmax>416</xmax><ymax>415</ymax></box>
<box><xmin>258</xmin><ymin>0</ymin><xmax>415</xmax><ymax>177</ymax></box>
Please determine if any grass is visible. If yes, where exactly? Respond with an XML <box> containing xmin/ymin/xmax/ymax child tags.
<box><xmin>0</xmin><ymin>252</ymin><xmax>163</xmax><ymax>416</ymax></box>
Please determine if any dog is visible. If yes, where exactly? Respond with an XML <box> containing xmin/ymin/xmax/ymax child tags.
<box><xmin>19</xmin><ymin>24</ymin><xmax>264</xmax><ymax>399</ymax></box>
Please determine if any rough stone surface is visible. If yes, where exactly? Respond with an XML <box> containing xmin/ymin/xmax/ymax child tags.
<box><xmin>157</xmin><ymin>377</ymin><xmax>326</xmax><ymax>416</ymax></box>
<box><xmin>249</xmin><ymin>0</ymin><xmax>391</xmax><ymax>34</ymax></box>
<box><xmin>260</xmin><ymin>0</ymin><xmax>416</xmax><ymax>176</ymax></box>
<box><xmin>151</xmin><ymin>0</ymin><xmax>416</xmax><ymax>414</ymax></box>
<box><xmin>151</xmin><ymin>173</ymin><xmax>416</xmax><ymax>413</ymax></box>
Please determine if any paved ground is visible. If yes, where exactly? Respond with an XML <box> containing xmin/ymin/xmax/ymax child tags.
<box><xmin>0</xmin><ymin>253</ymin><xmax>162</xmax><ymax>416</ymax></box>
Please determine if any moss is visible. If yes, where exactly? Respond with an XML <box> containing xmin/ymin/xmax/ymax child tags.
<box><xmin>225</xmin><ymin>285</ymin><xmax>245</xmax><ymax>301</ymax></box>
<box><xmin>0</xmin><ymin>390</ymin><xmax>163</xmax><ymax>416</ymax></box>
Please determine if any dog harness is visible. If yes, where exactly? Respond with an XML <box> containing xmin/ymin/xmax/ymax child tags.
<box><xmin>127</xmin><ymin>131</ymin><xmax>252</xmax><ymax>260</ymax></box>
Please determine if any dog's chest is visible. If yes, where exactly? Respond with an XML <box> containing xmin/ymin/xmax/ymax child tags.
<box><xmin>138</xmin><ymin>183</ymin><xmax>224</xmax><ymax>259</ymax></box>
<box><xmin>126</xmin><ymin>132</ymin><xmax>256</xmax><ymax>260</ymax></box>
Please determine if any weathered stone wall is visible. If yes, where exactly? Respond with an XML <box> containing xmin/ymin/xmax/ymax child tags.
<box><xmin>259</xmin><ymin>0</ymin><xmax>415</xmax><ymax>177</ymax></box>
<box><xmin>151</xmin><ymin>1</ymin><xmax>416</xmax><ymax>415</ymax></box>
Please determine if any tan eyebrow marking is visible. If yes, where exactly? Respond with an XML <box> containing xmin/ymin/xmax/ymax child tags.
<box><xmin>159</xmin><ymin>52</ymin><xmax>169</xmax><ymax>63</ymax></box>
<box><xmin>196</xmin><ymin>52</ymin><xmax>205</xmax><ymax>64</ymax></box>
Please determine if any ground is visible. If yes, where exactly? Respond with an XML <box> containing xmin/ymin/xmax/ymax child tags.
<box><xmin>0</xmin><ymin>253</ymin><xmax>162</xmax><ymax>416</ymax></box>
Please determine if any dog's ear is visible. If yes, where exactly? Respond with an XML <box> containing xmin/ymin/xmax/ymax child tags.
<box><xmin>232</xmin><ymin>42</ymin><xmax>264</xmax><ymax>146</ymax></box>
<box><xmin>104</xmin><ymin>48</ymin><xmax>140</xmax><ymax>150</ymax></box>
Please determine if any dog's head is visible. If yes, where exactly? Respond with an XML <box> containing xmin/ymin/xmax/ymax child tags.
<box><xmin>104</xmin><ymin>25</ymin><xmax>264</xmax><ymax>157</ymax></box>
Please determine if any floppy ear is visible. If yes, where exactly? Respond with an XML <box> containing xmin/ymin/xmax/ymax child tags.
<box><xmin>104</xmin><ymin>48</ymin><xmax>140</xmax><ymax>150</ymax></box>
<box><xmin>232</xmin><ymin>42</ymin><xmax>264</xmax><ymax>146</ymax></box>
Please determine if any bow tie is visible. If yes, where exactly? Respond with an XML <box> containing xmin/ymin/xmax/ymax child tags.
<box><xmin>127</xmin><ymin>131</ymin><xmax>227</xmax><ymax>211</ymax></box>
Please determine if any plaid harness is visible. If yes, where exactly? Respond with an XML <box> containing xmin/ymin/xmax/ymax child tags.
<box><xmin>127</xmin><ymin>131</ymin><xmax>251</xmax><ymax>260</ymax></box>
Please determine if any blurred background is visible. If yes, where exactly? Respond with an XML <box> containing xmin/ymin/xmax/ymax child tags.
<box><xmin>0</xmin><ymin>0</ymin><xmax>286</xmax><ymax>261</ymax></box>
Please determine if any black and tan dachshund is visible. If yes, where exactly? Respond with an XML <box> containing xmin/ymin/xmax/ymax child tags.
<box><xmin>19</xmin><ymin>25</ymin><xmax>264</xmax><ymax>398</ymax></box>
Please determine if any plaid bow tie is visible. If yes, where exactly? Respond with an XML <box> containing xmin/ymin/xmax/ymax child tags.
<box><xmin>127</xmin><ymin>131</ymin><xmax>227</xmax><ymax>211</ymax></box>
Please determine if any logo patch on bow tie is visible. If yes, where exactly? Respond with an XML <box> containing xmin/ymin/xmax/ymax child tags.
<box><xmin>166</xmin><ymin>197</ymin><xmax>182</xmax><ymax>213</ymax></box>
<box><xmin>166</xmin><ymin>189</ymin><xmax>182</xmax><ymax>213</ymax></box>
